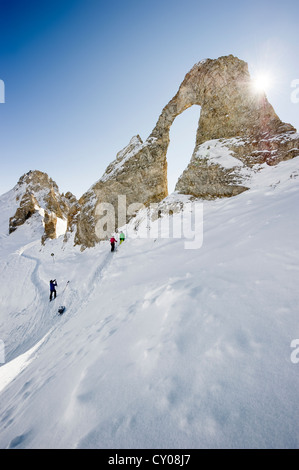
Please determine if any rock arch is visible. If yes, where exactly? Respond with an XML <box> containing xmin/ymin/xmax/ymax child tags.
<box><xmin>164</xmin><ymin>104</ymin><xmax>201</xmax><ymax>193</ymax></box>
<box><xmin>74</xmin><ymin>55</ymin><xmax>299</xmax><ymax>248</ymax></box>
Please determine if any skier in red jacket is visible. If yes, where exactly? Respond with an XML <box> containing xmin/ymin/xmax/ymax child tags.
<box><xmin>110</xmin><ymin>236</ymin><xmax>117</xmax><ymax>252</ymax></box>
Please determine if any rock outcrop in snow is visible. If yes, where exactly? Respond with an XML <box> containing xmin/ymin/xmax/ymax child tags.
<box><xmin>9</xmin><ymin>170</ymin><xmax>77</xmax><ymax>243</ymax></box>
<box><xmin>74</xmin><ymin>54</ymin><xmax>299</xmax><ymax>248</ymax></box>
<box><xmin>5</xmin><ymin>56</ymin><xmax>299</xmax><ymax>249</ymax></box>
<box><xmin>74</xmin><ymin>135</ymin><xmax>167</xmax><ymax>248</ymax></box>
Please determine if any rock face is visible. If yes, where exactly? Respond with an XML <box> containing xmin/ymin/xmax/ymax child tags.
<box><xmin>9</xmin><ymin>170</ymin><xmax>78</xmax><ymax>243</ymax></box>
<box><xmin>74</xmin><ymin>54</ymin><xmax>299</xmax><ymax>248</ymax></box>
<box><xmin>74</xmin><ymin>135</ymin><xmax>168</xmax><ymax>248</ymax></box>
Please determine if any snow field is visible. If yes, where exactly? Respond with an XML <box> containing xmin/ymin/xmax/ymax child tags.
<box><xmin>0</xmin><ymin>158</ymin><xmax>299</xmax><ymax>448</ymax></box>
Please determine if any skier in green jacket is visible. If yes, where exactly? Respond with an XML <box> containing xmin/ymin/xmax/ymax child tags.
<box><xmin>119</xmin><ymin>231</ymin><xmax>125</xmax><ymax>244</ymax></box>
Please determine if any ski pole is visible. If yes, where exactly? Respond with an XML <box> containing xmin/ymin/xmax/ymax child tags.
<box><xmin>62</xmin><ymin>281</ymin><xmax>70</xmax><ymax>294</ymax></box>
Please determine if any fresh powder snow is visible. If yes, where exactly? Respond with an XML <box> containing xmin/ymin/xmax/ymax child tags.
<box><xmin>0</xmin><ymin>158</ymin><xmax>299</xmax><ymax>449</ymax></box>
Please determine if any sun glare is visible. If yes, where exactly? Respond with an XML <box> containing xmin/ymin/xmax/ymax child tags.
<box><xmin>252</xmin><ymin>73</ymin><xmax>272</xmax><ymax>94</ymax></box>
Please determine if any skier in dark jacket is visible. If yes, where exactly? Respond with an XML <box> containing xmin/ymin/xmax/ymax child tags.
<box><xmin>49</xmin><ymin>279</ymin><xmax>57</xmax><ymax>301</ymax></box>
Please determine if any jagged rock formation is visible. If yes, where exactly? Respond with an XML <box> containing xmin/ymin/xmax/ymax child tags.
<box><xmin>63</xmin><ymin>191</ymin><xmax>81</xmax><ymax>242</ymax></box>
<box><xmin>74</xmin><ymin>135</ymin><xmax>167</xmax><ymax>248</ymax></box>
<box><xmin>9</xmin><ymin>170</ymin><xmax>77</xmax><ymax>243</ymax></box>
<box><xmin>9</xmin><ymin>191</ymin><xmax>39</xmax><ymax>234</ymax></box>
<box><xmin>74</xmin><ymin>54</ymin><xmax>299</xmax><ymax>248</ymax></box>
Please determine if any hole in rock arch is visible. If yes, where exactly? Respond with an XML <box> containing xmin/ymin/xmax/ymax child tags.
<box><xmin>166</xmin><ymin>105</ymin><xmax>201</xmax><ymax>194</ymax></box>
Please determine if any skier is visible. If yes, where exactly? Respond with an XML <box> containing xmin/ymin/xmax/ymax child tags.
<box><xmin>119</xmin><ymin>231</ymin><xmax>125</xmax><ymax>244</ymax></box>
<box><xmin>110</xmin><ymin>236</ymin><xmax>117</xmax><ymax>252</ymax></box>
<box><xmin>49</xmin><ymin>279</ymin><xmax>57</xmax><ymax>301</ymax></box>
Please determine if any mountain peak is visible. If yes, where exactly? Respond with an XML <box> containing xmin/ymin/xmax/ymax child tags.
<box><xmin>8</xmin><ymin>170</ymin><xmax>78</xmax><ymax>243</ymax></box>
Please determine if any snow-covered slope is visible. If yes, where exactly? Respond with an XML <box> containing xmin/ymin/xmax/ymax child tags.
<box><xmin>0</xmin><ymin>159</ymin><xmax>299</xmax><ymax>449</ymax></box>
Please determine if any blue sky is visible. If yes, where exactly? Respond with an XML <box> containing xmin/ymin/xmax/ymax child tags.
<box><xmin>0</xmin><ymin>0</ymin><xmax>298</xmax><ymax>198</ymax></box>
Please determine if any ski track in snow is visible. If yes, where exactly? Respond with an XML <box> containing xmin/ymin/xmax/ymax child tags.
<box><xmin>4</xmin><ymin>241</ymin><xmax>115</xmax><ymax>363</ymax></box>
<box><xmin>0</xmin><ymin>236</ymin><xmax>121</xmax><ymax>448</ymax></box>
<box><xmin>5</xmin><ymin>241</ymin><xmax>55</xmax><ymax>361</ymax></box>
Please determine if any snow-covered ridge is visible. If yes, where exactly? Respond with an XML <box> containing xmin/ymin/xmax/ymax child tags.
<box><xmin>99</xmin><ymin>135</ymin><xmax>159</xmax><ymax>184</ymax></box>
<box><xmin>99</xmin><ymin>135</ymin><xmax>144</xmax><ymax>183</ymax></box>
<box><xmin>192</xmin><ymin>132</ymin><xmax>299</xmax><ymax>171</ymax></box>
<box><xmin>193</xmin><ymin>138</ymin><xmax>245</xmax><ymax>169</ymax></box>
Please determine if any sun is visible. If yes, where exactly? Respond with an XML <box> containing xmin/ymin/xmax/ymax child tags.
<box><xmin>252</xmin><ymin>73</ymin><xmax>272</xmax><ymax>94</ymax></box>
